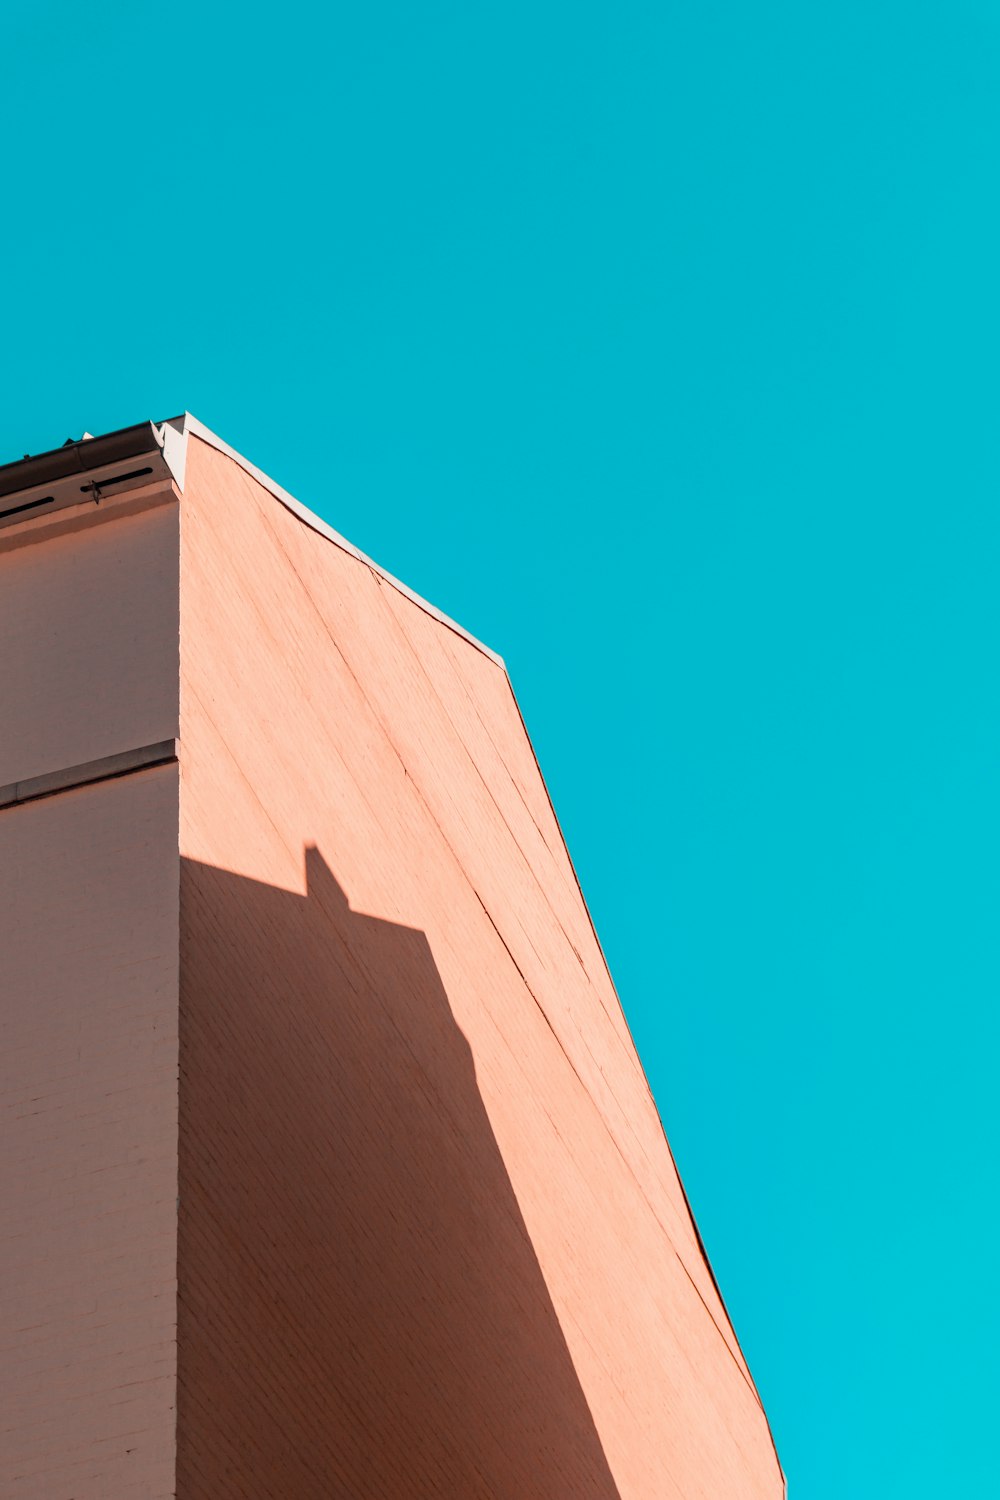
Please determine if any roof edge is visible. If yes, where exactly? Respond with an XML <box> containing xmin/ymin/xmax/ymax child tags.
<box><xmin>165</xmin><ymin>413</ymin><xmax>505</xmax><ymax>670</ymax></box>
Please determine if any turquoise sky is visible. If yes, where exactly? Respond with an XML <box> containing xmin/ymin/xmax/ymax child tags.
<box><xmin>5</xmin><ymin>4</ymin><xmax>998</xmax><ymax>1492</ymax></box>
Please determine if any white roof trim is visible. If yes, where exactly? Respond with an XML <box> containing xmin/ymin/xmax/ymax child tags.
<box><xmin>157</xmin><ymin>412</ymin><xmax>504</xmax><ymax>669</ymax></box>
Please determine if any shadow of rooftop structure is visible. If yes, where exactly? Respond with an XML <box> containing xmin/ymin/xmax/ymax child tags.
<box><xmin>177</xmin><ymin>846</ymin><xmax>622</xmax><ymax>1499</ymax></box>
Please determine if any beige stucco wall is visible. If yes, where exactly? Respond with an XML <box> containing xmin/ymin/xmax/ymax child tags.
<box><xmin>0</xmin><ymin>765</ymin><xmax>180</xmax><ymax>1499</ymax></box>
<box><xmin>0</xmin><ymin>495</ymin><xmax>181</xmax><ymax>1498</ymax></box>
<box><xmin>0</xmin><ymin>497</ymin><xmax>179</xmax><ymax>786</ymax></box>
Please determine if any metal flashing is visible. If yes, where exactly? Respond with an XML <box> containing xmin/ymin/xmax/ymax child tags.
<box><xmin>0</xmin><ymin>423</ymin><xmax>160</xmax><ymax>498</ymax></box>
<box><xmin>156</xmin><ymin>416</ymin><xmax>188</xmax><ymax>491</ymax></box>
<box><xmin>0</xmin><ymin>422</ymin><xmax>177</xmax><ymax>533</ymax></box>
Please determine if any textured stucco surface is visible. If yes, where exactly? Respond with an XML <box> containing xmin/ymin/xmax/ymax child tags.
<box><xmin>0</xmin><ymin>765</ymin><xmax>180</xmax><ymax>1499</ymax></box>
<box><xmin>0</xmin><ymin>497</ymin><xmax>179</xmax><ymax>787</ymax></box>
<box><xmin>176</xmin><ymin>434</ymin><xmax>782</xmax><ymax>1497</ymax></box>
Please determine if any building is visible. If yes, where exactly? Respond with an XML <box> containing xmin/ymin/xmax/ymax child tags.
<box><xmin>0</xmin><ymin>416</ymin><xmax>783</xmax><ymax>1497</ymax></box>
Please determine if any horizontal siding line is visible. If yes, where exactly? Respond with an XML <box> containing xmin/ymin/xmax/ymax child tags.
<box><xmin>0</xmin><ymin>740</ymin><xmax>178</xmax><ymax>809</ymax></box>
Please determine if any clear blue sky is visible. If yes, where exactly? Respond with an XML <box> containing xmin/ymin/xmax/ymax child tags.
<box><xmin>5</xmin><ymin>4</ymin><xmax>998</xmax><ymax>1493</ymax></box>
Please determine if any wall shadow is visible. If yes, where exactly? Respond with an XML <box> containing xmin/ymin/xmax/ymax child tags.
<box><xmin>177</xmin><ymin>847</ymin><xmax>621</xmax><ymax>1499</ymax></box>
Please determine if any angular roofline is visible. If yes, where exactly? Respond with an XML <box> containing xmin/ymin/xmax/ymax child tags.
<box><xmin>164</xmin><ymin>413</ymin><xmax>506</xmax><ymax>670</ymax></box>
<box><xmin>0</xmin><ymin>411</ymin><xmax>781</xmax><ymax>1474</ymax></box>
<box><xmin>0</xmin><ymin>412</ymin><xmax>504</xmax><ymax>669</ymax></box>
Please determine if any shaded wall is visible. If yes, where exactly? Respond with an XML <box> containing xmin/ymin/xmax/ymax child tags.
<box><xmin>179</xmin><ymin>849</ymin><xmax>621</xmax><ymax>1497</ymax></box>
<box><xmin>0</xmin><ymin>497</ymin><xmax>179</xmax><ymax>786</ymax></box>
<box><xmin>0</xmin><ymin>495</ymin><xmax>181</xmax><ymax>1498</ymax></box>
<box><xmin>0</xmin><ymin>767</ymin><xmax>179</xmax><ymax>1499</ymax></box>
